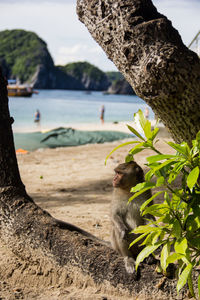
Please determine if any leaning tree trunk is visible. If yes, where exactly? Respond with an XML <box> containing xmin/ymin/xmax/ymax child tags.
<box><xmin>0</xmin><ymin>75</ymin><xmax>188</xmax><ymax>298</ymax></box>
<box><xmin>77</xmin><ymin>0</ymin><xmax>200</xmax><ymax>144</ymax></box>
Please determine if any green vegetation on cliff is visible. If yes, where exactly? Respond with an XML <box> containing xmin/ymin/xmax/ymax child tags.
<box><xmin>58</xmin><ymin>61</ymin><xmax>110</xmax><ymax>90</ymax></box>
<box><xmin>60</xmin><ymin>61</ymin><xmax>104</xmax><ymax>82</ymax></box>
<box><xmin>0</xmin><ymin>29</ymin><xmax>54</xmax><ymax>82</ymax></box>
<box><xmin>106</xmin><ymin>71</ymin><xmax>123</xmax><ymax>82</ymax></box>
<box><xmin>0</xmin><ymin>29</ymin><xmax>134</xmax><ymax>93</ymax></box>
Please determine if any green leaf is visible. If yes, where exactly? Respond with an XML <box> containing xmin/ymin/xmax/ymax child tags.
<box><xmin>177</xmin><ymin>263</ymin><xmax>193</xmax><ymax>293</ymax></box>
<box><xmin>105</xmin><ymin>140</ymin><xmax>140</xmax><ymax>165</ymax></box>
<box><xmin>142</xmin><ymin>231</ymin><xmax>161</xmax><ymax>246</ymax></box>
<box><xmin>133</xmin><ymin>224</ymin><xmax>158</xmax><ymax>234</ymax></box>
<box><xmin>151</xmin><ymin>127</ymin><xmax>160</xmax><ymax>140</ymax></box>
<box><xmin>143</xmin><ymin>120</ymin><xmax>152</xmax><ymax>139</ymax></box>
<box><xmin>161</xmin><ymin>242</ymin><xmax>171</xmax><ymax>272</ymax></box>
<box><xmin>174</xmin><ymin>238</ymin><xmax>188</xmax><ymax>255</ymax></box>
<box><xmin>156</xmin><ymin>176</ymin><xmax>165</xmax><ymax>187</ymax></box>
<box><xmin>145</xmin><ymin>169</ymin><xmax>155</xmax><ymax>181</ymax></box>
<box><xmin>129</xmin><ymin>146</ymin><xmax>145</xmax><ymax>156</ymax></box>
<box><xmin>172</xmin><ymin>220</ymin><xmax>182</xmax><ymax>239</ymax></box>
<box><xmin>129</xmin><ymin>232</ymin><xmax>148</xmax><ymax>248</ymax></box>
<box><xmin>166</xmin><ymin>253</ymin><xmax>185</xmax><ymax>264</ymax></box>
<box><xmin>187</xmin><ymin>166</ymin><xmax>200</xmax><ymax>189</ymax></box>
<box><xmin>168</xmin><ymin>162</ymin><xmax>185</xmax><ymax>184</ymax></box>
<box><xmin>140</xmin><ymin>191</ymin><xmax>164</xmax><ymax>212</ymax></box>
<box><xmin>129</xmin><ymin>186</ymin><xmax>154</xmax><ymax>203</ymax></box>
<box><xmin>186</xmin><ymin>215</ymin><xmax>200</xmax><ymax>232</ymax></box>
<box><xmin>147</xmin><ymin>154</ymin><xmax>177</xmax><ymax>163</ymax></box>
<box><xmin>136</xmin><ymin>109</ymin><xmax>147</xmax><ymax>129</ymax></box>
<box><xmin>152</xmin><ymin>158</ymin><xmax>177</xmax><ymax>172</ymax></box>
<box><xmin>126</xmin><ymin>124</ymin><xmax>145</xmax><ymax>141</ymax></box>
<box><xmin>131</xmin><ymin>181</ymin><xmax>155</xmax><ymax>193</ymax></box>
<box><xmin>151</xmin><ymin>231</ymin><xmax>162</xmax><ymax>245</ymax></box>
<box><xmin>143</xmin><ymin>204</ymin><xmax>169</xmax><ymax>217</ymax></box>
<box><xmin>167</xmin><ymin>141</ymin><xmax>190</xmax><ymax>157</ymax></box>
<box><xmin>135</xmin><ymin>244</ymin><xmax>162</xmax><ymax>271</ymax></box>
<box><xmin>125</xmin><ymin>154</ymin><xmax>134</xmax><ymax>163</ymax></box>
<box><xmin>158</xmin><ymin>213</ymin><xmax>171</xmax><ymax>224</ymax></box>
<box><xmin>164</xmin><ymin>192</ymin><xmax>171</xmax><ymax>204</ymax></box>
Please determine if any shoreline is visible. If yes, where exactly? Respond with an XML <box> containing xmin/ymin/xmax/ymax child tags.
<box><xmin>12</xmin><ymin>121</ymin><xmax>136</xmax><ymax>134</ymax></box>
<box><xmin>12</xmin><ymin>119</ymin><xmax>161</xmax><ymax>134</ymax></box>
<box><xmin>13</xmin><ymin>120</ymin><xmax>171</xmax><ymax>152</ymax></box>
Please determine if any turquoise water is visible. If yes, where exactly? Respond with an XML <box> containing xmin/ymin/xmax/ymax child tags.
<box><xmin>9</xmin><ymin>89</ymin><xmax>154</xmax><ymax>132</ymax></box>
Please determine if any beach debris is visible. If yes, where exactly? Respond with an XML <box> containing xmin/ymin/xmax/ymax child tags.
<box><xmin>16</xmin><ymin>148</ymin><xmax>28</xmax><ymax>155</ymax></box>
<box><xmin>93</xmin><ymin>221</ymin><xmax>102</xmax><ymax>228</ymax></box>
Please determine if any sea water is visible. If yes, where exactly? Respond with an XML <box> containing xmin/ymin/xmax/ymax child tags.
<box><xmin>9</xmin><ymin>89</ymin><xmax>154</xmax><ymax>132</ymax></box>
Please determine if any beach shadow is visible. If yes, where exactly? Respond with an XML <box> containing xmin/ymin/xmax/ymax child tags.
<box><xmin>32</xmin><ymin>178</ymin><xmax>113</xmax><ymax>209</ymax></box>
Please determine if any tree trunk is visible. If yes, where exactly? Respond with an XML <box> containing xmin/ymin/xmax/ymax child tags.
<box><xmin>76</xmin><ymin>0</ymin><xmax>200</xmax><ymax>144</ymax></box>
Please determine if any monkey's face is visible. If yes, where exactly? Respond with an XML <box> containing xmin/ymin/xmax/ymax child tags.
<box><xmin>113</xmin><ymin>171</ymin><xmax>124</xmax><ymax>188</ymax></box>
<box><xmin>113</xmin><ymin>161</ymin><xmax>144</xmax><ymax>190</ymax></box>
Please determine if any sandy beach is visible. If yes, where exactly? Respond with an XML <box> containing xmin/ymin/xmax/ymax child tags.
<box><xmin>0</xmin><ymin>122</ymin><xmax>174</xmax><ymax>299</ymax></box>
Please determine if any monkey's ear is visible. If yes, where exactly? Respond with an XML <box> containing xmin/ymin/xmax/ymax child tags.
<box><xmin>135</xmin><ymin>166</ymin><xmax>144</xmax><ymax>182</ymax></box>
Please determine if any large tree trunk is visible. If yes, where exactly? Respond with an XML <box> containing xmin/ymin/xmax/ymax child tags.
<box><xmin>76</xmin><ymin>0</ymin><xmax>200</xmax><ymax>144</ymax></box>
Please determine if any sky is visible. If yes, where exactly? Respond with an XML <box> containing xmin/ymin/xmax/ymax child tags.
<box><xmin>0</xmin><ymin>0</ymin><xmax>199</xmax><ymax>71</ymax></box>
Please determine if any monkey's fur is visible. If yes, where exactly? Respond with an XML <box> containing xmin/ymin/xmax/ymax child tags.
<box><xmin>111</xmin><ymin>161</ymin><xmax>154</xmax><ymax>273</ymax></box>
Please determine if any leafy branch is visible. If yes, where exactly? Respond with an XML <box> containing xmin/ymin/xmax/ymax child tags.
<box><xmin>107</xmin><ymin>110</ymin><xmax>200</xmax><ymax>298</ymax></box>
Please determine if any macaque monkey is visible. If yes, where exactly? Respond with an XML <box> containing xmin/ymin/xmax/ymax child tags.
<box><xmin>111</xmin><ymin>161</ymin><xmax>153</xmax><ymax>274</ymax></box>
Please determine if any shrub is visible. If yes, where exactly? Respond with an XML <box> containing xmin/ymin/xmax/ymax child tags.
<box><xmin>106</xmin><ymin>110</ymin><xmax>200</xmax><ymax>298</ymax></box>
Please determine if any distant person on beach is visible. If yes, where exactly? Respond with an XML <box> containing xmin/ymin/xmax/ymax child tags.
<box><xmin>144</xmin><ymin>107</ymin><xmax>149</xmax><ymax>119</ymax></box>
<box><xmin>34</xmin><ymin>109</ymin><xmax>41</xmax><ymax>123</ymax></box>
<box><xmin>100</xmin><ymin>105</ymin><xmax>105</xmax><ymax>124</ymax></box>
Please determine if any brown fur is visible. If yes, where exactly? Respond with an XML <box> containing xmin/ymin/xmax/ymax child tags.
<box><xmin>111</xmin><ymin>161</ymin><xmax>153</xmax><ymax>273</ymax></box>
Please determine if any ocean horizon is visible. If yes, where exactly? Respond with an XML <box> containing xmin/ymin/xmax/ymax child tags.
<box><xmin>9</xmin><ymin>89</ymin><xmax>154</xmax><ymax>133</ymax></box>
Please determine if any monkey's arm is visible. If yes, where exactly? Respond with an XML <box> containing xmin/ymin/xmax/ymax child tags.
<box><xmin>112</xmin><ymin>212</ymin><xmax>128</xmax><ymax>239</ymax></box>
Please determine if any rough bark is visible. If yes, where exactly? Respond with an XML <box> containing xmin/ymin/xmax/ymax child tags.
<box><xmin>0</xmin><ymin>70</ymin><xmax>189</xmax><ymax>299</ymax></box>
<box><xmin>76</xmin><ymin>0</ymin><xmax>200</xmax><ymax>144</ymax></box>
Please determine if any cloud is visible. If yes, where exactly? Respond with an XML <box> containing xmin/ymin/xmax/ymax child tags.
<box><xmin>57</xmin><ymin>44</ymin><xmax>101</xmax><ymax>60</ymax></box>
<box><xmin>0</xmin><ymin>0</ymin><xmax>199</xmax><ymax>71</ymax></box>
<box><xmin>55</xmin><ymin>44</ymin><xmax>116</xmax><ymax>70</ymax></box>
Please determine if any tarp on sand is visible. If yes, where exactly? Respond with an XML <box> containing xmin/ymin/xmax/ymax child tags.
<box><xmin>14</xmin><ymin>127</ymin><xmax>132</xmax><ymax>151</ymax></box>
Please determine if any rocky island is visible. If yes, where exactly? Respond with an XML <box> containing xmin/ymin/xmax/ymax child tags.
<box><xmin>0</xmin><ymin>29</ymin><xmax>135</xmax><ymax>94</ymax></box>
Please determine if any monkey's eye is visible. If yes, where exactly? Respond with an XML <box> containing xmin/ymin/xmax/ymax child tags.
<box><xmin>117</xmin><ymin>172</ymin><xmax>124</xmax><ymax>176</ymax></box>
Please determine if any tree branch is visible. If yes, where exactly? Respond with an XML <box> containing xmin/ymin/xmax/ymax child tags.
<box><xmin>77</xmin><ymin>0</ymin><xmax>200</xmax><ymax>144</ymax></box>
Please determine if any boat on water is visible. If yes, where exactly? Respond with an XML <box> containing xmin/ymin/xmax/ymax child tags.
<box><xmin>7</xmin><ymin>85</ymin><xmax>34</xmax><ymax>97</ymax></box>
<box><xmin>7</xmin><ymin>80</ymin><xmax>38</xmax><ymax>97</ymax></box>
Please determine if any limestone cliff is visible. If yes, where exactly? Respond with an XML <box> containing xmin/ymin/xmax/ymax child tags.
<box><xmin>107</xmin><ymin>78</ymin><xmax>135</xmax><ymax>95</ymax></box>
<box><xmin>0</xmin><ymin>29</ymin><xmax>109</xmax><ymax>90</ymax></box>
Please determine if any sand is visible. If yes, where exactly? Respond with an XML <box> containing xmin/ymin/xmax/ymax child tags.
<box><xmin>0</xmin><ymin>123</ymin><xmax>174</xmax><ymax>299</ymax></box>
